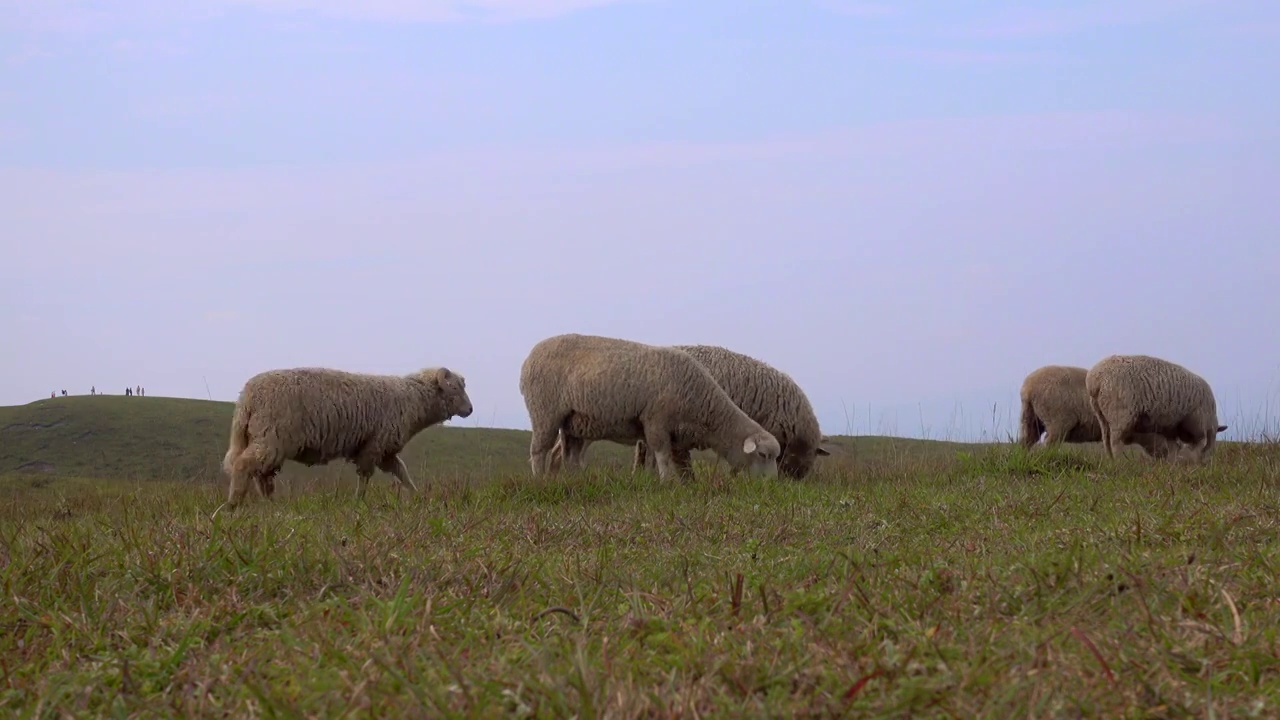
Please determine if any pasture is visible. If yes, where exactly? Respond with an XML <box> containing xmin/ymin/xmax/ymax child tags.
<box><xmin>2</xmin><ymin>396</ymin><xmax>1279</xmax><ymax>717</ymax></box>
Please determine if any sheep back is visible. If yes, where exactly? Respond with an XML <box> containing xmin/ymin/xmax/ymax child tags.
<box><xmin>231</xmin><ymin>365</ymin><xmax>472</xmax><ymax>473</ymax></box>
<box><xmin>1085</xmin><ymin>354</ymin><xmax>1226</xmax><ymax>459</ymax></box>
<box><xmin>664</xmin><ymin>344</ymin><xmax>828</xmax><ymax>477</ymax></box>
<box><xmin>1018</xmin><ymin>365</ymin><xmax>1101</xmax><ymax>447</ymax></box>
<box><xmin>519</xmin><ymin>333</ymin><xmax>780</xmax><ymax>476</ymax></box>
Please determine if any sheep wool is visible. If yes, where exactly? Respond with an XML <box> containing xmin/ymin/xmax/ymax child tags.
<box><xmin>1019</xmin><ymin>364</ymin><xmax>1178</xmax><ymax>457</ymax></box>
<box><xmin>1018</xmin><ymin>365</ymin><xmax>1104</xmax><ymax>448</ymax></box>
<box><xmin>519</xmin><ymin>333</ymin><xmax>781</xmax><ymax>482</ymax></box>
<box><xmin>222</xmin><ymin>365</ymin><xmax>473</xmax><ymax>506</ymax></box>
<box><xmin>1085</xmin><ymin>354</ymin><xmax>1227</xmax><ymax>462</ymax></box>
<box><xmin>623</xmin><ymin>344</ymin><xmax>832</xmax><ymax>479</ymax></box>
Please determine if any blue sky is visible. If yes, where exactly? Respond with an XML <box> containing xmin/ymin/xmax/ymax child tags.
<box><xmin>2</xmin><ymin>0</ymin><xmax>1279</xmax><ymax>440</ymax></box>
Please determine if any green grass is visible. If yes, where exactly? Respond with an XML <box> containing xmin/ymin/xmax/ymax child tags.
<box><xmin>3</xmin><ymin>396</ymin><xmax>1280</xmax><ymax>716</ymax></box>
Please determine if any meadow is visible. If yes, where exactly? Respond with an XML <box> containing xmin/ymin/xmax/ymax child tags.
<box><xmin>2</xmin><ymin>396</ymin><xmax>1280</xmax><ymax>717</ymax></box>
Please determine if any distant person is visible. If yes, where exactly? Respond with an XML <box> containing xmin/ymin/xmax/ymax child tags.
<box><xmin>50</xmin><ymin>392</ymin><xmax>55</xmax><ymax>399</ymax></box>
<box><xmin>91</xmin><ymin>386</ymin><xmax>96</xmax><ymax>396</ymax></box>
<box><xmin>136</xmin><ymin>385</ymin><xmax>141</xmax><ymax>397</ymax></box>
<box><xmin>141</xmin><ymin>387</ymin><xmax>146</xmax><ymax>397</ymax></box>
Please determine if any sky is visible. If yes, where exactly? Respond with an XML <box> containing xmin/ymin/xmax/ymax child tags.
<box><xmin>2</xmin><ymin>0</ymin><xmax>1279</xmax><ymax>441</ymax></box>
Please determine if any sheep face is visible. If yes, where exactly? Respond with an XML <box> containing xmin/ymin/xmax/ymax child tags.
<box><xmin>725</xmin><ymin>432</ymin><xmax>781</xmax><ymax>478</ymax></box>
<box><xmin>433</xmin><ymin>367</ymin><xmax>474</xmax><ymax>419</ymax></box>
<box><xmin>779</xmin><ymin>443</ymin><xmax>832</xmax><ymax>479</ymax></box>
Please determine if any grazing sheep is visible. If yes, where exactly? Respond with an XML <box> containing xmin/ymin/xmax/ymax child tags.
<box><xmin>519</xmin><ymin>333</ymin><xmax>781</xmax><ymax>481</ymax></box>
<box><xmin>552</xmin><ymin>344</ymin><xmax>832</xmax><ymax>479</ymax></box>
<box><xmin>1019</xmin><ymin>364</ymin><xmax>1178</xmax><ymax>456</ymax></box>
<box><xmin>1085</xmin><ymin>354</ymin><xmax>1227</xmax><ymax>462</ymax></box>
<box><xmin>1020</xmin><ymin>365</ymin><xmax>1100</xmax><ymax>448</ymax></box>
<box><xmin>221</xmin><ymin>366</ymin><xmax>473</xmax><ymax>507</ymax></box>
<box><xmin>1017</xmin><ymin>364</ymin><xmax>1110</xmax><ymax>447</ymax></box>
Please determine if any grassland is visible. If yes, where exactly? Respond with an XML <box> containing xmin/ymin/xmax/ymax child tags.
<box><xmin>2</xmin><ymin>396</ymin><xmax>1280</xmax><ymax>717</ymax></box>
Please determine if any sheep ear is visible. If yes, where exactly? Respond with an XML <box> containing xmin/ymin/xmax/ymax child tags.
<box><xmin>1217</xmin><ymin>424</ymin><xmax>1228</xmax><ymax>433</ymax></box>
<box><xmin>815</xmin><ymin>445</ymin><xmax>832</xmax><ymax>456</ymax></box>
<box><xmin>743</xmin><ymin>437</ymin><xmax>757</xmax><ymax>454</ymax></box>
<box><xmin>435</xmin><ymin>367</ymin><xmax>453</xmax><ymax>383</ymax></box>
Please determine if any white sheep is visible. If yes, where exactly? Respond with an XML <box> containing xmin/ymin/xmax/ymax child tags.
<box><xmin>1085</xmin><ymin>354</ymin><xmax>1227</xmax><ymax>462</ymax></box>
<box><xmin>221</xmin><ymin>366</ymin><xmax>473</xmax><ymax>506</ymax></box>
<box><xmin>551</xmin><ymin>343</ymin><xmax>832</xmax><ymax>479</ymax></box>
<box><xmin>1019</xmin><ymin>364</ymin><xmax>1178</xmax><ymax>456</ymax></box>
<box><xmin>1020</xmin><ymin>365</ymin><xmax>1099</xmax><ymax>447</ymax></box>
<box><xmin>519</xmin><ymin>333</ymin><xmax>781</xmax><ymax>481</ymax></box>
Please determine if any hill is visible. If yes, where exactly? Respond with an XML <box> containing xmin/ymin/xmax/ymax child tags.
<box><xmin>0</xmin><ymin>396</ymin><xmax>978</xmax><ymax>483</ymax></box>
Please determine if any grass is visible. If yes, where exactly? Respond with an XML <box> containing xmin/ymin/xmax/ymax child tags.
<box><xmin>3</xmin><ymin>396</ymin><xmax>1280</xmax><ymax>717</ymax></box>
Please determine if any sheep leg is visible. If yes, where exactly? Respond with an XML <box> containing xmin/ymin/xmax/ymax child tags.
<box><xmin>560</xmin><ymin>435</ymin><xmax>588</xmax><ymax>471</ymax></box>
<box><xmin>1131</xmin><ymin>432</ymin><xmax>1172</xmax><ymax>459</ymax></box>
<box><xmin>652</xmin><ymin>449</ymin><xmax>683</xmax><ymax>481</ymax></box>
<box><xmin>227</xmin><ymin>444</ymin><xmax>274</xmax><ymax>507</ymax></box>
<box><xmin>529</xmin><ymin>423</ymin><xmax>561</xmax><ymax>476</ymax></box>
<box><xmin>672</xmin><ymin>447</ymin><xmax>693</xmax><ymax>477</ymax></box>
<box><xmin>633</xmin><ymin>440</ymin><xmax>665</xmax><ymax>473</ymax></box>
<box><xmin>1090</xmin><ymin>395</ymin><xmax>1113</xmax><ymax>457</ymax></box>
<box><xmin>1042</xmin><ymin>423</ymin><xmax>1065</xmax><ymax>447</ymax></box>
<box><xmin>1106</xmin><ymin>414</ymin><xmax>1137</xmax><ymax>458</ymax></box>
<box><xmin>547</xmin><ymin>435</ymin><xmax>566</xmax><ymax>473</ymax></box>
<box><xmin>1097</xmin><ymin>415</ymin><xmax>1114</xmax><ymax>457</ymax></box>
<box><xmin>256</xmin><ymin>470</ymin><xmax>278</xmax><ymax>499</ymax></box>
<box><xmin>227</xmin><ymin>467</ymin><xmax>253</xmax><ymax>507</ymax></box>
<box><xmin>353</xmin><ymin>449</ymin><xmax>381</xmax><ymax>501</ymax></box>
<box><xmin>641</xmin><ymin>425</ymin><xmax>686</xmax><ymax>482</ymax></box>
<box><xmin>379</xmin><ymin>454</ymin><xmax>419</xmax><ymax>493</ymax></box>
<box><xmin>632</xmin><ymin>441</ymin><xmax>648</xmax><ymax>472</ymax></box>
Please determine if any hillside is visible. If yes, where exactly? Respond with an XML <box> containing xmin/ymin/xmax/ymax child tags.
<box><xmin>0</xmin><ymin>396</ymin><xmax>979</xmax><ymax>483</ymax></box>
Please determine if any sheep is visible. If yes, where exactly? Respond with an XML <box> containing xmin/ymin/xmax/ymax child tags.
<box><xmin>519</xmin><ymin>333</ymin><xmax>781</xmax><ymax>481</ymax></box>
<box><xmin>1020</xmin><ymin>365</ymin><xmax>1100</xmax><ymax>448</ymax></box>
<box><xmin>550</xmin><ymin>343</ymin><xmax>833</xmax><ymax>479</ymax></box>
<box><xmin>1085</xmin><ymin>354</ymin><xmax>1227</xmax><ymax>462</ymax></box>
<box><xmin>1019</xmin><ymin>364</ymin><xmax>1179</xmax><ymax>457</ymax></box>
<box><xmin>221</xmin><ymin>365</ymin><xmax>473</xmax><ymax>507</ymax></box>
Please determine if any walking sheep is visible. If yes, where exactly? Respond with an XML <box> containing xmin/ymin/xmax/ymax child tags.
<box><xmin>221</xmin><ymin>365</ymin><xmax>473</xmax><ymax>507</ymax></box>
<box><xmin>551</xmin><ymin>344</ymin><xmax>832</xmax><ymax>479</ymax></box>
<box><xmin>519</xmin><ymin>333</ymin><xmax>781</xmax><ymax>482</ymax></box>
<box><xmin>1085</xmin><ymin>354</ymin><xmax>1227</xmax><ymax>462</ymax></box>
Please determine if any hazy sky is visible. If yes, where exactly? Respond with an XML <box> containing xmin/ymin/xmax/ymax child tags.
<box><xmin>3</xmin><ymin>0</ymin><xmax>1279</xmax><ymax>441</ymax></box>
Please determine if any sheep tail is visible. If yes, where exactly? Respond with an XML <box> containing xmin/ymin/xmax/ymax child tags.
<box><xmin>222</xmin><ymin>402</ymin><xmax>250</xmax><ymax>476</ymax></box>
<box><xmin>1018</xmin><ymin>397</ymin><xmax>1043</xmax><ymax>448</ymax></box>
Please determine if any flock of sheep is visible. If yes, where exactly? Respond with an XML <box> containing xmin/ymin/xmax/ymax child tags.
<box><xmin>218</xmin><ymin>332</ymin><xmax>1227</xmax><ymax>507</ymax></box>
